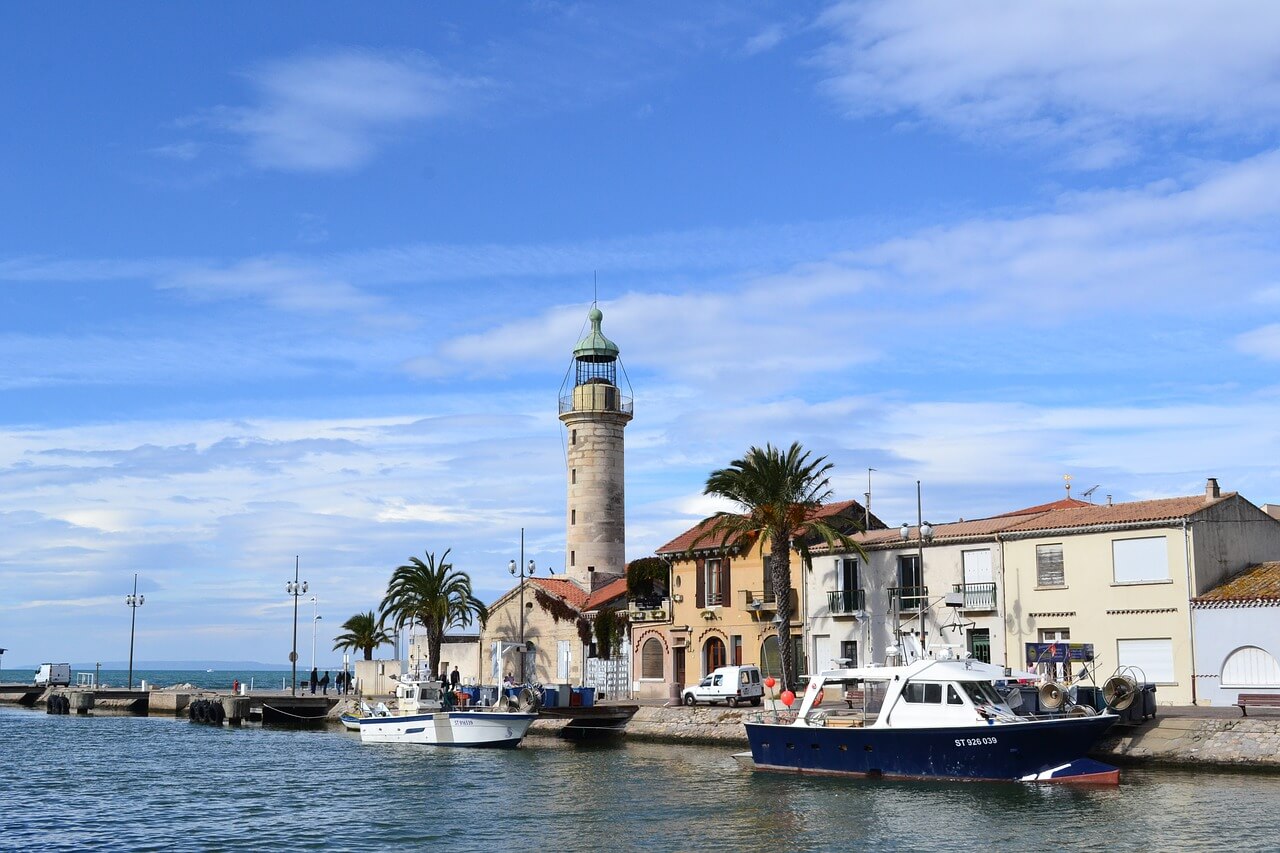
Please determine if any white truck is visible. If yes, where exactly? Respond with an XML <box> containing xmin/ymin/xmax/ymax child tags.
<box><xmin>681</xmin><ymin>664</ymin><xmax>764</xmax><ymax>707</ymax></box>
<box><xmin>35</xmin><ymin>663</ymin><xmax>71</xmax><ymax>686</ymax></box>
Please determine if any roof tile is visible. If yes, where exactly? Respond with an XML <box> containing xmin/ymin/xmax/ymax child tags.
<box><xmin>1194</xmin><ymin>561</ymin><xmax>1280</xmax><ymax>603</ymax></box>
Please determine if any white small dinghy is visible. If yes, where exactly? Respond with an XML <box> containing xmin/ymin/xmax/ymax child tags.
<box><xmin>358</xmin><ymin>679</ymin><xmax>537</xmax><ymax>749</ymax></box>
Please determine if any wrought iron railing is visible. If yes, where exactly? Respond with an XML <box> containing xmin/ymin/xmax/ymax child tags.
<box><xmin>952</xmin><ymin>582</ymin><xmax>997</xmax><ymax>610</ymax></box>
<box><xmin>889</xmin><ymin>585</ymin><xmax>929</xmax><ymax>612</ymax></box>
<box><xmin>826</xmin><ymin>588</ymin><xmax>865</xmax><ymax>614</ymax></box>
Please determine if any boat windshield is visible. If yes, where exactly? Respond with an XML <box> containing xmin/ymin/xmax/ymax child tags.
<box><xmin>959</xmin><ymin>680</ymin><xmax>1004</xmax><ymax>707</ymax></box>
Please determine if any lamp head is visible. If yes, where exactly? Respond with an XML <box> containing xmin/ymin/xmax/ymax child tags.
<box><xmin>921</xmin><ymin>521</ymin><xmax>934</xmax><ymax>542</ymax></box>
<box><xmin>528</xmin><ymin>559</ymin><xmax>535</xmax><ymax>575</ymax></box>
<box><xmin>508</xmin><ymin>559</ymin><xmax>517</xmax><ymax>576</ymax></box>
<box><xmin>301</xmin><ymin>581</ymin><xmax>308</xmax><ymax>594</ymax></box>
<box><xmin>900</xmin><ymin>523</ymin><xmax>910</xmax><ymax>541</ymax></box>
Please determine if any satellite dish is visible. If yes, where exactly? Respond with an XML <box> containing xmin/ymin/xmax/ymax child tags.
<box><xmin>1038</xmin><ymin>681</ymin><xmax>1067</xmax><ymax>710</ymax></box>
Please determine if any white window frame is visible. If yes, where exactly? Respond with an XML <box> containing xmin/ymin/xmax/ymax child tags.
<box><xmin>1220</xmin><ymin>645</ymin><xmax>1280</xmax><ymax>688</ymax></box>
<box><xmin>1036</xmin><ymin>543</ymin><xmax>1065</xmax><ymax>587</ymax></box>
<box><xmin>1112</xmin><ymin>536</ymin><xmax>1170</xmax><ymax>584</ymax></box>
<box><xmin>704</xmin><ymin>558</ymin><xmax>723</xmax><ymax>606</ymax></box>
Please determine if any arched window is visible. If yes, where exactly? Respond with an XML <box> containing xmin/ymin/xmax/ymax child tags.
<box><xmin>641</xmin><ymin>637</ymin><xmax>664</xmax><ymax>679</ymax></box>
<box><xmin>1221</xmin><ymin>645</ymin><xmax>1280</xmax><ymax>687</ymax></box>
<box><xmin>704</xmin><ymin>637</ymin><xmax>726</xmax><ymax>674</ymax></box>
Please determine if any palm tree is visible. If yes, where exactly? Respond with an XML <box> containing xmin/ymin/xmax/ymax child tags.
<box><xmin>379</xmin><ymin>549</ymin><xmax>487</xmax><ymax>680</ymax></box>
<box><xmin>332</xmin><ymin>610</ymin><xmax>394</xmax><ymax>661</ymax></box>
<box><xmin>697</xmin><ymin>442</ymin><xmax>864</xmax><ymax>690</ymax></box>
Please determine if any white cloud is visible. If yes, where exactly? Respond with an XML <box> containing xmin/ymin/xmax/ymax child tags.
<box><xmin>201</xmin><ymin>48</ymin><xmax>478</xmax><ymax>172</ymax></box>
<box><xmin>816</xmin><ymin>0</ymin><xmax>1280</xmax><ymax>164</ymax></box>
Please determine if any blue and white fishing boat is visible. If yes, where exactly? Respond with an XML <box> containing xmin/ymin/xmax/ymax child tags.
<box><xmin>736</xmin><ymin>658</ymin><xmax>1120</xmax><ymax>784</ymax></box>
<box><xmin>357</xmin><ymin>678</ymin><xmax>537</xmax><ymax>749</ymax></box>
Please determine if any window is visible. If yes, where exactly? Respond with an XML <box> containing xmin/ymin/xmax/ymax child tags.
<box><xmin>1036</xmin><ymin>544</ymin><xmax>1065</xmax><ymax>587</ymax></box>
<box><xmin>571</xmin><ymin>509</ymin><xmax>576</xmax><ymax>525</ymax></box>
<box><xmin>704</xmin><ymin>558</ymin><xmax>724</xmax><ymax>606</ymax></box>
<box><xmin>967</xmin><ymin>629</ymin><xmax>991</xmax><ymax>664</ymax></box>
<box><xmin>704</xmin><ymin>637</ymin><xmax>726</xmax><ymax>673</ymax></box>
<box><xmin>947</xmin><ymin>685</ymin><xmax>963</xmax><ymax>705</ymax></box>
<box><xmin>897</xmin><ymin>555</ymin><xmax>923</xmax><ymax>611</ymax></box>
<box><xmin>838</xmin><ymin>558</ymin><xmax>860</xmax><ymax>591</ymax></box>
<box><xmin>1221</xmin><ymin>646</ymin><xmax>1280</xmax><ymax>687</ymax></box>
<box><xmin>571</xmin><ymin>430</ymin><xmax>577</xmax><ymax>445</ymax></box>
<box><xmin>903</xmin><ymin>683</ymin><xmax>943</xmax><ymax>703</ymax></box>
<box><xmin>1117</xmin><ymin>638</ymin><xmax>1175</xmax><ymax>684</ymax></box>
<box><xmin>840</xmin><ymin>640</ymin><xmax>858</xmax><ymax>667</ymax></box>
<box><xmin>759</xmin><ymin>635</ymin><xmax>808</xmax><ymax>680</ymax></box>
<box><xmin>1112</xmin><ymin>536</ymin><xmax>1169</xmax><ymax>584</ymax></box>
<box><xmin>570</xmin><ymin>551</ymin><xmax>575</xmax><ymax>566</ymax></box>
<box><xmin>571</xmin><ymin>469</ymin><xmax>577</xmax><ymax>484</ymax></box>
<box><xmin>641</xmin><ymin>638</ymin><xmax>663</xmax><ymax>679</ymax></box>
<box><xmin>731</xmin><ymin>635</ymin><xmax>742</xmax><ymax>666</ymax></box>
<box><xmin>1039</xmin><ymin>628</ymin><xmax>1070</xmax><ymax>643</ymax></box>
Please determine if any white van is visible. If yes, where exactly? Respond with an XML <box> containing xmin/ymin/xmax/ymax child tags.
<box><xmin>35</xmin><ymin>663</ymin><xmax>71</xmax><ymax>686</ymax></box>
<box><xmin>681</xmin><ymin>664</ymin><xmax>764</xmax><ymax>707</ymax></box>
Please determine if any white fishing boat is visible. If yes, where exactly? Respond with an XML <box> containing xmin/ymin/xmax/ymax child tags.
<box><xmin>358</xmin><ymin>679</ymin><xmax>537</xmax><ymax>749</ymax></box>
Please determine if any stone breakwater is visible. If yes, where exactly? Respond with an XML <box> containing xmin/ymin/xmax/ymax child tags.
<box><xmin>608</xmin><ymin>705</ymin><xmax>1280</xmax><ymax>769</ymax></box>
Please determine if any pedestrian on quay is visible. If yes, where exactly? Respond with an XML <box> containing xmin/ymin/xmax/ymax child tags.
<box><xmin>232</xmin><ymin>679</ymin><xmax>239</xmax><ymax>695</ymax></box>
<box><xmin>450</xmin><ymin>666</ymin><xmax>460</xmax><ymax>690</ymax></box>
<box><xmin>335</xmin><ymin>670</ymin><xmax>344</xmax><ymax>695</ymax></box>
<box><xmin>320</xmin><ymin>671</ymin><xmax>330</xmax><ymax>695</ymax></box>
<box><xmin>309</xmin><ymin>667</ymin><xmax>318</xmax><ymax>694</ymax></box>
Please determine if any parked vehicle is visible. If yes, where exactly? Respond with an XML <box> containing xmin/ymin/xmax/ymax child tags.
<box><xmin>682</xmin><ymin>665</ymin><xmax>764</xmax><ymax>707</ymax></box>
<box><xmin>35</xmin><ymin>663</ymin><xmax>71</xmax><ymax>686</ymax></box>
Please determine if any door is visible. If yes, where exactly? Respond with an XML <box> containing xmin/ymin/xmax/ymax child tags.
<box><xmin>673</xmin><ymin>647</ymin><xmax>686</xmax><ymax>687</ymax></box>
<box><xmin>814</xmin><ymin>635</ymin><xmax>836</xmax><ymax>671</ymax></box>
<box><xmin>967</xmin><ymin>629</ymin><xmax>991</xmax><ymax>664</ymax></box>
<box><xmin>557</xmin><ymin>640</ymin><xmax>571</xmax><ymax>681</ymax></box>
<box><xmin>962</xmin><ymin>549</ymin><xmax>994</xmax><ymax>608</ymax></box>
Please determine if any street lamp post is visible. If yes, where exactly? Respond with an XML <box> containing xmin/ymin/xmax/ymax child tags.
<box><xmin>125</xmin><ymin>573</ymin><xmax>145</xmax><ymax>689</ymax></box>
<box><xmin>508</xmin><ymin>528</ymin><xmax>536</xmax><ymax>685</ymax></box>
<box><xmin>285</xmin><ymin>556</ymin><xmax>309</xmax><ymax>696</ymax></box>
<box><xmin>896</xmin><ymin>481</ymin><xmax>933</xmax><ymax>662</ymax></box>
<box><xmin>311</xmin><ymin>596</ymin><xmax>322</xmax><ymax>672</ymax></box>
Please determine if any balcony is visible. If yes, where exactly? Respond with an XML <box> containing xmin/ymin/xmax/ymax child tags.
<box><xmin>889</xmin><ymin>585</ymin><xmax>929</xmax><ymax>612</ymax></box>
<box><xmin>739</xmin><ymin>588</ymin><xmax>797</xmax><ymax>614</ymax></box>
<box><xmin>826</xmin><ymin>588</ymin><xmax>865</xmax><ymax>616</ymax></box>
<box><xmin>952</xmin><ymin>582</ymin><xmax>997</xmax><ymax>611</ymax></box>
<box><xmin>627</xmin><ymin>597</ymin><xmax>672</xmax><ymax>624</ymax></box>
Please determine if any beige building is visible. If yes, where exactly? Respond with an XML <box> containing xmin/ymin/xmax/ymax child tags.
<box><xmin>1001</xmin><ymin>479</ymin><xmax>1280</xmax><ymax>704</ymax></box>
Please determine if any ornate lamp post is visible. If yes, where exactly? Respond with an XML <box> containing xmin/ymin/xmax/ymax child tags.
<box><xmin>125</xmin><ymin>574</ymin><xmax>145</xmax><ymax>689</ymax></box>
<box><xmin>897</xmin><ymin>481</ymin><xmax>933</xmax><ymax>660</ymax></box>
<box><xmin>508</xmin><ymin>528</ymin><xmax>536</xmax><ymax>685</ymax></box>
<box><xmin>285</xmin><ymin>556</ymin><xmax>308</xmax><ymax>696</ymax></box>
<box><xmin>311</xmin><ymin>597</ymin><xmax>322</xmax><ymax>673</ymax></box>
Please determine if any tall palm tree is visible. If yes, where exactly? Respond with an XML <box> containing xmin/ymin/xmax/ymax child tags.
<box><xmin>332</xmin><ymin>610</ymin><xmax>394</xmax><ymax>661</ymax></box>
<box><xmin>379</xmin><ymin>549</ymin><xmax>487</xmax><ymax>680</ymax></box>
<box><xmin>698</xmin><ymin>442</ymin><xmax>863</xmax><ymax>690</ymax></box>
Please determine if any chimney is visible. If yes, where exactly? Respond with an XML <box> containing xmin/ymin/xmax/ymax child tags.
<box><xmin>1206</xmin><ymin>478</ymin><xmax>1221</xmax><ymax>501</ymax></box>
<box><xmin>1106</xmin><ymin>494</ymin><xmax>1112</xmax><ymax>506</ymax></box>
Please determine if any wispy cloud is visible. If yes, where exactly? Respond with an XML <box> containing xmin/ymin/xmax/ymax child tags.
<box><xmin>816</xmin><ymin>0</ymin><xmax>1280</xmax><ymax>165</ymax></box>
<box><xmin>192</xmin><ymin>48</ymin><xmax>480</xmax><ymax>172</ymax></box>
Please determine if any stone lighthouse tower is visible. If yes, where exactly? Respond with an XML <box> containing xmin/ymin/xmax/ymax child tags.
<box><xmin>559</xmin><ymin>305</ymin><xmax>633</xmax><ymax>590</ymax></box>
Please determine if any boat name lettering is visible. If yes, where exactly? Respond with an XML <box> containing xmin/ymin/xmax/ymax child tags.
<box><xmin>954</xmin><ymin>737</ymin><xmax>998</xmax><ymax>747</ymax></box>
<box><xmin>453</xmin><ymin>719</ymin><xmax>474</xmax><ymax>726</ymax></box>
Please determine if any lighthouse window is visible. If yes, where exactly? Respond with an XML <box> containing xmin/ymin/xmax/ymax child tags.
<box><xmin>572</xmin><ymin>469</ymin><xmax>577</xmax><ymax>484</ymax></box>
<box><xmin>570</xmin><ymin>551</ymin><xmax>575</xmax><ymax>566</ymax></box>
<box><xmin>571</xmin><ymin>430</ymin><xmax>577</xmax><ymax>445</ymax></box>
<box><xmin>572</xmin><ymin>509</ymin><xmax>577</xmax><ymax>525</ymax></box>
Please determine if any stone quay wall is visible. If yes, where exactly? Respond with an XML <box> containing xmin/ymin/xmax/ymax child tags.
<box><xmin>612</xmin><ymin>705</ymin><xmax>1280</xmax><ymax>768</ymax></box>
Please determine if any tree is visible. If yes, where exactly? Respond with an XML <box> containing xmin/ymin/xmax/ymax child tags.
<box><xmin>379</xmin><ymin>549</ymin><xmax>488</xmax><ymax>680</ymax></box>
<box><xmin>332</xmin><ymin>610</ymin><xmax>394</xmax><ymax>661</ymax></box>
<box><xmin>697</xmin><ymin>442</ymin><xmax>864</xmax><ymax>690</ymax></box>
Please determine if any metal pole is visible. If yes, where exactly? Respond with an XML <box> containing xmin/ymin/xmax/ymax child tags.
<box><xmin>127</xmin><ymin>573</ymin><xmax>139</xmax><ymax>689</ymax></box>
<box><xmin>519</xmin><ymin>527</ymin><xmax>525</xmax><ymax>685</ymax></box>
<box><xmin>917</xmin><ymin>480</ymin><xmax>926</xmax><ymax>655</ymax></box>
<box><xmin>291</xmin><ymin>556</ymin><xmax>300</xmax><ymax>697</ymax></box>
<box><xmin>310</xmin><ymin>596</ymin><xmax>319</xmax><ymax>671</ymax></box>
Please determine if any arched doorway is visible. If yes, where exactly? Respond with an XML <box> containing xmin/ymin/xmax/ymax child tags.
<box><xmin>704</xmin><ymin>637</ymin><xmax>726</xmax><ymax>674</ymax></box>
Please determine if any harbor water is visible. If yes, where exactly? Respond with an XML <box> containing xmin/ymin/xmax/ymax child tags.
<box><xmin>2</xmin><ymin>705</ymin><xmax>1278</xmax><ymax>852</ymax></box>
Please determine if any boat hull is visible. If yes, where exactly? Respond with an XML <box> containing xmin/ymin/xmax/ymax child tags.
<box><xmin>743</xmin><ymin>715</ymin><xmax>1119</xmax><ymax>784</ymax></box>
<box><xmin>358</xmin><ymin>710</ymin><xmax>535</xmax><ymax>748</ymax></box>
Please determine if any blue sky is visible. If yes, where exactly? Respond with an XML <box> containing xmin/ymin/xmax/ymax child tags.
<box><xmin>4</xmin><ymin>1</ymin><xmax>1280</xmax><ymax>667</ymax></box>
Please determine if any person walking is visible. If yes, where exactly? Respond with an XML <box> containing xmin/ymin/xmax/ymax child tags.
<box><xmin>309</xmin><ymin>667</ymin><xmax>318</xmax><ymax>695</ymax></box>
<box><xmin>319</xmin><ymin>671</ymin><xmax>330</xmax><ymax>695</ymax></box>
<box><xmin>450</xmin><ymin>666</ymin><xmax>460</xmax><ymax>690</ymax></box>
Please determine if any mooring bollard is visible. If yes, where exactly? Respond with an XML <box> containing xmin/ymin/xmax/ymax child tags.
<box><xmin>222</xmin><ymin>696</ymin><xmax>251</xmax><ymax>726</ymax></box>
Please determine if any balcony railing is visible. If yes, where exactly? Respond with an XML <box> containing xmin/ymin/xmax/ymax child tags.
<box><xmin>826</xmin><ymin>588</ymin><xmax>865</xmax><ymax>615</ymax></box>
<box><xmin>889</xmin><ymin>585</ymin><xmax>929</xmax><ymax>612</ymax></box>
<box><xmin>952</xmin><ymin>582</ymin><xmax>997</xmax><ymax>611</ymax></box>
<box><xmin>739</xmin><ymin>588</ymin><xmax>797</xmax><ymax>612</ymax></box>
<box><xmin>627</xmin><ymin>597</ymin><xmax>672</xmax><ymax>624</ymax></box>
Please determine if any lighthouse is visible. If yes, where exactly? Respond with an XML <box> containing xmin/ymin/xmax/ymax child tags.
<box><xmin>559</xmin><ymin>305</ymin><xmax>633</xmax><ymax>590</ymax></box>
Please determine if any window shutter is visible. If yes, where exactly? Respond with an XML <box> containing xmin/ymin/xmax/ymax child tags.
<box><xmin>722</xmin><ymin>557</ymin><xmax>732</xmax><ymax>607</ymax></box>
<box><xmin>695</xmin><ymin>557</ymin><xmax>706</xmax><ymax>608</ymax></box>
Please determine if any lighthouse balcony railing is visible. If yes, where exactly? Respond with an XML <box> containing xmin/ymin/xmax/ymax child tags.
<box><xmin>559</xmin><ymin>392</ymin><xmax>634</xmax><ymax>416</ymax></box>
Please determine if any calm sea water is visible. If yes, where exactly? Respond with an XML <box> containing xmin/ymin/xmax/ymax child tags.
<box><xmin>2</xmin><ymin>705</ymin><xmax>1278</xmax><ymax>852</ymax></box>
<box><xmin>36</xmin><ymin>669</ymin><xmax>327</xmax><ymax>691</ymax></box>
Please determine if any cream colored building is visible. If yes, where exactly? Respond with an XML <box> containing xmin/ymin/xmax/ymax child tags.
<box><xmin>1001</xmin><ymin>480</ymin><xmax>1280</xmax><ymax>704</ymax></box>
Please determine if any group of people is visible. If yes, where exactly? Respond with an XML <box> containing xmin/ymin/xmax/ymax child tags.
<box><xmin>308</xmin><ymin>667</ymin><xmax>353</xmax><ymax>695</ymax></box>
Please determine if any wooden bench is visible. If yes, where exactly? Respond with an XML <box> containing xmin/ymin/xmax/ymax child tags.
<box><xmin>843</xmin><ymin>689</ymin><xmax>865</xmax><ymax>709</ymax></box>
<box><xmin>1236</xmin><ymin>693</ymin><xmax>1280</xmax><ymax>716</ymax></box>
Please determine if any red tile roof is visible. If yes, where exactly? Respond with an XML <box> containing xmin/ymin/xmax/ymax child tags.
<box><xmin>1194</xmin><ymin>562</ymin><xmax>1280</xmax><ymax>606</ymax></box>
<box><xmin>584</xmin><ymin>575</ymin><xmax>628</xmax><ymax>610</ymax></box>
<box><xmin>527</xmin><ymin>576</ymin><xmax>589</xmax><ymax>610</ymax></box>
<box><xmin>656</xmin><ymin>499</ymin><xmax>882</xmax><ymax>555</ymax></box>
<box><xmin>1000</xmin><ymin>493</ymin><xmax>1232</xmax><ymax>533</ymax></box>
<box><xmin>997</xmin><ymin>497</ymin><xmax>1092</xmax><ymax>516</ymax></box>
